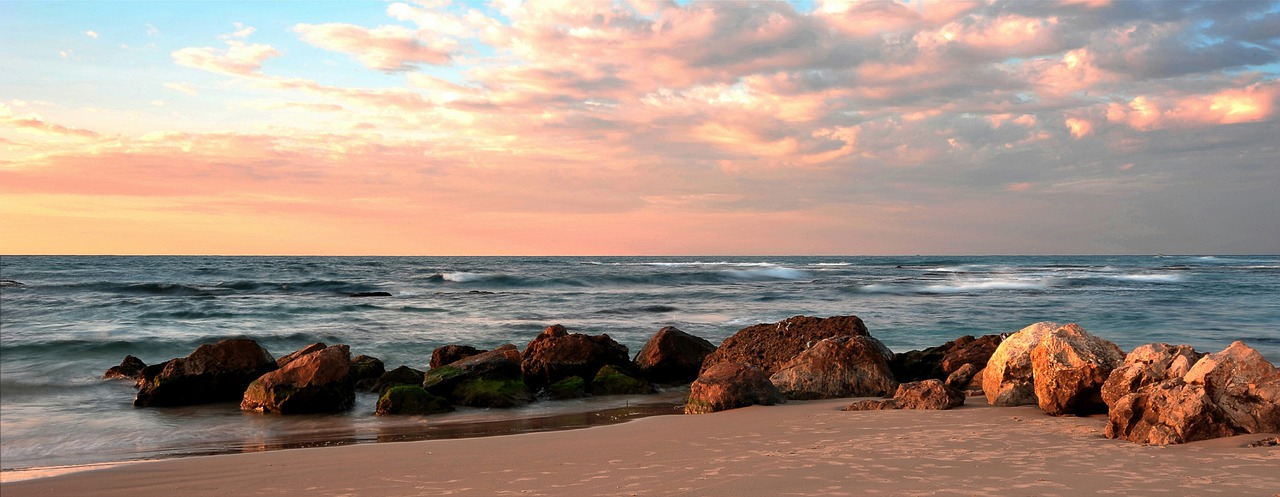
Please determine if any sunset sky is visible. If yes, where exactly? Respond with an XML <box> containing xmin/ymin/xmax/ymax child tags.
<box><xmin>2</xmin><ymin>0</ymin><xmax>1277</xmax><ymax>255</ymax></box>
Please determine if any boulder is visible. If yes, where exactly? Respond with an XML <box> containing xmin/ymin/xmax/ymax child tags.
<box><xmin>430</xmin><ymin>345</ymin><xmax>485</xmax><ymax>369</ymax></box>
<box><xmin>277</xmin><ymin>342</ymin><xmax>326</xmax><ymax>368</ymax></box>
<box><xmin>104</xmin><ymin>355</ymin><xmax>147</xmax><ymax>381</ymax></box>
<box><xmin>241</xmin><ymin>344</ymin><xmax>355</xmax><ymax>414</ymax></box>
<box><xmin>540</xmin><ymin>376</ymin><xmax>587</xmax><ymax>400</ymax></box>
<box><xmin>1101</xmin><ymin>343</ymin><xmax>1203</xmax><ymax>407</ymax></box>
<box><xmin>842</xmin><ymin>399</ymin><xmax>898</xmax><ymax>411</ymax></box>
<box><xmin>685</xmin><ymin>362</ymin><xmax>785</xmax><ymax>414</ymax></box>
<box><xmin>700</xmin><ymin>315</ymin><xmax>869</xmax><ymax>376</ymax></box>
<box><xmin>520</xmin><ymin>325</ymin><xmax>631</xmax><ymax>390</ymax></box>
<box><xmin>1031</xmin><ymin>325</ymin><xmax>1125</xmax><ymax>416</ymax></box>
<box><xmin>1105</xmin><ymin>379</ymin><xmax>1235</xmax><ymax>444</ymax></box>
<box><xmin>590</xmin><ymin>365</ymin><xmax>656</xmax><ymax>395</ymax></box>
<box><xmin>1182</xmin><ymin>341</ymin><xmax>1280</xmax><ymax>435</ymax></box>
<box><xmin>894</xmin><ymin>379</ymin><xmax>965</xmax><ymax>410</ymax></box>
<box><xmin>982</xmin><ymin>322</ymin><xmax>1060</xmax><ymax>407</ymax></box>
<box><xmin>891</xmin><ymin>334</ymin><xmax>1002</xmax><ymax>383</ymax></box>
<box><xmin>633</xmin><ymin>326</ymin><xmax>716</xmax><ymax>384</ymax></box>
<box><xmin>425</xmin><ymin>344</ymin><xmax>532</xmax><ymax>408</ymax></box>
<box><xmin>134</xmin><ymin>338</ymin><xmax>277</xmax><ymax>407</ymax></box>
<box><xmin>768</xmin><ymin>335</ymin><xmax>898</xmax><ymax>400</ymax></box>
<box><xmin>348</xmin><ymin>354</ymin><xmax>385</xmax><ymax>389</ymax></box>
<box><xmin>370</xmin><ymin>365</ymin><xmax>426</xmax><ymax>394</ymax></box>
<box><xmin>945</xmin><ymin>363</ymin><xmax>981</xmax><ymax>391</ymax></box>
<box><xmin>375</xmin><ymin>385</ymin><xmax>454</xmax><ymax>416</ymax></box>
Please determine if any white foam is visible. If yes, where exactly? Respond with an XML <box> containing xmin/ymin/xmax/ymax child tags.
<box><xmin>441</xmin><ymin>272</ymin><xmax>487</xmax><ymax>283</ymax></box>
<box><xmin>919</xmin><ymin>279</ymin><xmax>1049</xmax><ymax>293</ymax></box>
<box><xmin>1109</xmin><ymin>274</ymin><xmax>1184</xmax><ymax>283</ymax></box>
<box><xmin>723</xmin><ymin>267</ymin><xmax>809</xmax><ymax>280</ymax></box>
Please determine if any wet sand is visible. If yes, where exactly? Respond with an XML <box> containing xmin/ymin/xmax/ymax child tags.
<box><xmin>3</xmin><ymin>399</ymin><xmax>1277</xmax><ymax>496</ymax></box>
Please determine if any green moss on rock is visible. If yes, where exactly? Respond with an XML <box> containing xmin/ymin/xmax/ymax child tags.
<box><xmin>590</xmin><ymin>365</ymin><xmax>656</xmax><ymax>396</ymax></box>
<box><xmin>542</xmin><ymin>376</ymin><xmax>587</xmax><ymax>400</ymax></box>
<box><xmin>450</xmin><ymin>377</ymin><xmax>533</xmax><ymax>408</ymax></box>
<box><xmin>376</xmin><ymin>385</ymin><xmax>454</xmax><ymax>416</ymax></box>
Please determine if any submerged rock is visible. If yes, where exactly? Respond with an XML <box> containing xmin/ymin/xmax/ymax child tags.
<box><xmin>700</xmin><ymin>315</ymin><xmax>869</xmax><ymax>376</ymax></box>
<box><xmin>520</xmin><ymin>325</ymin><xmax>631</xmax><ymax>390</ymax></box>
<box><xmin>104</xmin><ymin>355</ymin><xmax>147</xmax><ymax>381</ymax></box>
<box><xmin>241</xmin><ymin>344</ymin><xmax>355</xmax><ymax>414</ymax></box>
<box><xmin>633</xmin><ymin>326</ymin><xmax>716</xmax><ymax>384</ymax></box>
<box><xmin>134</xmin><ymin>338</ymin><xmax>277</xmax><ymax>407</ymax></box>
<box><xmin>769</xmin><ymin>335</ymin><xmax>897</xmax><ymax>400</ymax></box>
<box><xmin>685</xmin><ymin>362</ymin><xmax>785</xmax><ymax>414</ymax></box>
<box><xmin>375</xmin><ymin>385</ymin><xmax>453</xmax><ymax>416</ymax></box>
<box><xmin>540</xmin><ymin>376</ymin><xmax>587</xmax><ymax>400</ymax></box>
<box><xmin>348</xmin><ymin>354</ymin><xmax>385</xmax><ymax>389</ymax></box>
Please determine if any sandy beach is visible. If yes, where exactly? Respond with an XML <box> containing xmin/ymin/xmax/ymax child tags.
<box><xmin>4</xmin><ymin>399</ymin><xmax>1277</xmax><ymax>497</ymax></box>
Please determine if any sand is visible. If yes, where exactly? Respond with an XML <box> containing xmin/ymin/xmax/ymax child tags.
<box><xmin>3</xmin><ymin>399</ymin><xmax>1277</xmax><ymax>497</ymax></box>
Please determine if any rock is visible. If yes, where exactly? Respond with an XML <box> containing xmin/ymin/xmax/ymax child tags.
<box><xmin>891</xmin><ymin>334</ymin><xmax>1002</xmax><ymax>383</ymax></box>
<box><xmin>633</xmin><ymin>326</ymin><xmax>716</xmax><ymax>384</ymax></box>
<box><xmin>348</xmin><ymin>354</ymin><xmax>385</xmax><ymax>389</ymax></box>
<box><xmin>277</xmin><ymin>342</ymin><xmax>327</xmax><ymax>368</ymax></box>
<box><xmin>590</xmin><ymin>365</ymin><xmax>656</xmax><ymax>395</ymax></box>
<box><xmin>769</xmin><ymin>335</ymin><xmax>898</xmax><ymax>400</ymax></box>
<box><xmin>520</xmin><ymin>325</ymin><xmax>631</xmax><ymax>390</ymax></box>
<box><xmin>375</xmin><ymin>385</ymin><xmax>454</xmax><ymax>416</ymax></box>
<box><xmin>1030</xmin><ymin>325</ymin><xmax>1125</xmax><ymax>416</ymax></box>
<box><xmin>425</xmin><ymin>344</ymin><xmax>532</xmax><ymax>408</ymax></box>
<box><xmin>540</xmin><ymin>376</ymin><xmax>587</xmax><ymax>400</ymax></box>
<box><xmin>894</xmin><ymin>379</ymin><xmax>965</xmax><ymax>410</ymax></box>
<box><xmin>370</xmin><ymin>365</ymin><xmax>426</xmax><ymax>394</ymax></box>
<box><xmin>1104</xmin><ymin>341</ymin><xmax>1280</xmax><ymax>444</ymax></box>
<box><xmin>685</xmin><ymin>362</ymin><xmax>785</xmax><ymax>414</ymax></box>
<box><xmin>1101</xmin><ymin>343</ymin><xmax>1204</xmax><ymax>407</ymax></box>
<box><xmin>241</xmin><ymin>344</ymin><xmax>355</xmax><ymax>414</ymax></box>
<box><xmin>350</xmin><ymin>291</ymin><xmax>392</xmax><ymax>297</ymax></box>
<box><xmin>982</xmin><ymin>322</ymin><xmax>1060</xmax><ymax>407</ymax></box>
<box><xmin>134</xmin><ymin>338</ymin><xmax>277</xmax><ymax>407</ymax></box>
<box><xmin>1248</xmin><ymin>437</ymin><xmax>1279</xmax><ymax>448</ymax></box>
<box><xmin>945</xmin><ymin>363</ymin><xmax>981</xmax><ymax>391</ymax></box>
<box><xmin>430</xmin><ymin>345</ymin><xmax>486</xmax><ymax>369</ymax></box>
<box><xmin>700</xmin><ymin>315</ymin><xmax>869</xmax><ymax>376</ymax></box>
<box><xmin>104</xmin><ymin>355</ymin><xmax>147</xmax><ymax>381</ymax></box>
<box><xmin>842</xmin><ymin>399</ymin><xmax>898</xmax><ymax>411</ymax></box>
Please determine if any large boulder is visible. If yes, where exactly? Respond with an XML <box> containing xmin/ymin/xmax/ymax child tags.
<box><xmin>1105</xmin><ymin>341</ymin><xmax>1280</xmax><ymax>444</ymax></box>
<box><xmin>1030</xmin><ymin>325</ymin><xmax>1125</xmax><ymax>416</ymax></box>
<box><xmin>890</xmin><ymin>334</ymin><xmax>1002</xmax><ymax>383</ymax></box>
<box><xmin>894</xmin><ymin>379</ymin><xmax>965</xmax><ymax>410</ymax></box>
<box><xmin>375</xmin><ymin>385</ymin><xmax>454</xmax><ymax>416</ymax></box>
<box><xmin>241</xmin><ymin>344</ymin><xmax>355</xmax><ymax>414</ymax></box>
<box><xmin>685</xmin><ymin>362</ymin><xmax>786</xmax><ymax>414</ymax></box>
<box><xmin>1100</xmin><ymin>343</ymin><xmax>1203</xmax><ymax>407</ymax></box>
<box><xmin>768</xmin><ymin>335</ymin><xmax>898</xmax><ymax>400</ymax></box>
<box><xmin>104</xmin><ymin>355</ymin><xmax>147</xmax><ymax>381</ymax></box>
<box><xmin>520</xmin><ymin>325</ymin><xmax>631</xmax><ymax>390</ymax></box>
<box><xmin>982</xmin><ymin>322</ymin><xmax>1060</xmax><ymax>407</ymax></box>
<box><xmin>700</xmin><ymin>315</ymin><xmax>869</xmax><ymax>376</ymax></box>
<box><xmin>425</xmin><ymin>344</ymin><xmax>532</xmax><ymax>408</ymax></box>
<box><xmin>370</xmin><ymin>365</ymin><xmax>426</xmax><ymax>394</ymax></box>
<box><xmin>277</xmin><ymin>342</ymin><xmax>327</xmax><ymax>368</ymax></box>
<box><xmin>633</xmin><ymin>326</ymin><xmax>716</xmax><ymax>384</ymax></box>
<box><xmin>430</xmin><ymin>345</ymin><xmax>485</xmax><ymax>369</ymax></box>
<box><xmin>134</xmin><ymin>338</ymin><xmax>277</xmax><ymax>407</ymax></box>
<box><xmin>348</xmin><ymin>354</ymin><xmax>385</xmax><ymax>389</ymax></box>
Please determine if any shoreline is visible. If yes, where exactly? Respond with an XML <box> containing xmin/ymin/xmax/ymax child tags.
<box><xmin>4</xmin><ymin>399</ymin><xmax>1277</xmax><ymax>496</ymax></box>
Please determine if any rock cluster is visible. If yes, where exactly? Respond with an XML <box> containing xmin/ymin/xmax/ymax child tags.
<box><xmin>134</xmin><ymin>338</ymin><xmax>278</xmax><ymax>407</ymax></box>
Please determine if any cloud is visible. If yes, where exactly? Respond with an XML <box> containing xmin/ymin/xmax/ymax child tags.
<box><xmin>1106</xmin><ymin>82</ymin><xmax>1280</xmax><ymax>130</ymax></box>
<box><xmin>163</xmin><ymin>82</ymin><xmax>198</xmax><ymax>96</ymax></box>
<box><xmin>1</xmin><ymin>106</ymin><xmax>99</xmax><ymax>139</ymax></box>
<box><xmin>172</xmin><ymin>40</ymin><xmax>280</xmax><ymax>76</ymax></box>
<box><xmin>84</xmin><ymin>30</ymin><xmax>98</xmax><ymax>39</ymax></box>
<box><xmin>295</xmin><ymin>23</ymin><xmax>453</xmax><ymax>71</ymax></box>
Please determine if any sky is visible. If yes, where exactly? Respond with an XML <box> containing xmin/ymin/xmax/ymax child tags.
<box><xmin>1</xmin><ymin>0</ymin><xmax>1278</xmax><ymax>256</ymax></box>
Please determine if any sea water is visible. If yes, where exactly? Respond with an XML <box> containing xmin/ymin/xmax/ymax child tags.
<box><xmin>2</xmin><ymin>255</ymin><xmax>1278</xmax><ymax>471</ymax></box>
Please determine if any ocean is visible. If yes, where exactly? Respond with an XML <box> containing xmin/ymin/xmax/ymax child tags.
<box><xmin>2</xmin><ymin>255</ymin><xmax>1278</xmax><ymax>472</ymax></box>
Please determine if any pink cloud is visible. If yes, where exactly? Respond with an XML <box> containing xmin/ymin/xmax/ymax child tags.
<box><xmin>172</xmin><ymin>40</ymin><xmax>280</xmax><ymax>76</ymax></box>
<box><xmin>294</xmin><ymin>23</ymin><xmax>453</xmax><ymax>71</ymax></box>
<box><xmin>1106</xmin><ymin>82</ymin><xmax>1279</xmax><ymax>130</ymax></box>
<box><xmin>1065</xmin><ymin>117</ymin><xmax>1093</xmax><ymax>139</ymax></box>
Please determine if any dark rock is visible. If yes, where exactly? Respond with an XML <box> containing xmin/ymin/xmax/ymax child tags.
<box><xmin>449</xmin><ymin>377</ymin><xmax>533</xmax><ymax>408</ymax></box>
<box><xmin>842</xmin><ymin>399</ymin><xmax>898</xmax><ymax>411</ymax></box>
<box><xmin>241</xmin><ymin>344</ymin><xmax>355</xmax><ymax>414</ymax></box>
<box><xmin>685</xmin><ymin>362</ymin><xmax>786</xmax><ymax>414</ymax></box>
<box><xmin>375</xmin><ymin>385</ymin><xmax>453</xmax><ymax>416</ymax></box>
<box><xmin>540</xmin><ymin>376</ymin><xmax>587</xmax><ymax>400</ymax></box>
<box><xmin>1030</xmin><ymin>324</ymin><xmax>1125</xmax><ymax>416</ymax></box>
<box><xmin>277</xmin><ymin>342</ymin><xmax>327</xmax><ymax>368</ymax></box>
<box><xmin>633</xmin><ymin>326</ymin><xmax>716</xmax><ymax>384</ymax></box>
<box><xmin>350</xmin><ymin>292</ymin><xmax>392</xmax><ymax>297</ymax></box>
<box><xmin>769</xmin><ymin>335</ymin><xmax>897</xmax><ymax>400</ymax></box>
<box><xmin>890</xmin><ymin>334</ymin><xmax>1002</xmax><ymax>383</ymax></box>
<box><xmin>1248</xmin><ymin>437</ymin><xmax>1279</xmax><ymax>448</ymax></box>
<box><xmin>520</xmin><ymin>325</ymin><xmax>631</xmax><ymax>390</ymax></box>
<box><xmin>591</xmin><ymin>365</ymin><xmax>656</xmax><ymax>395</ymax></box>
<box><xmin>945</xmin><ymin>363</ymin><xmax>981</xmax><ymax>391</ymax></box>
<box><xmin>424</xmin><ymin>344</ymin><xmax>532</xmax><ymax>408</ymax></box>
<box><xmin>430</xmin><ymin>345</ymin><xmax>485</xmax><ymax>369</ymax></box>
<box><xmin>104</xmin><ymin>355</ymin><xmax>147</xmax><ymax>381</ymax></box>
<box><xmin>370</xmin><ymin>365</ymin><xmax>426</xmax><ymax>394</ymax></box>
<box><xmin>134</xmin><ymin>338</ymin><xmax>277</xmax><ymax>407</ymax></box>
<box><xmin>700</xmin><ymin>315</ymin><xmax>869</xmax><ymax>376</ymax></box>
<box><xmin>894</xmin><ymin>379</ymin><xmax>965</xmax><ymax>410</ymax></box>
<box><xmin>348</xmin><ymin>354</ymin><xmax>385</xmax><ymax>387</ymax></box>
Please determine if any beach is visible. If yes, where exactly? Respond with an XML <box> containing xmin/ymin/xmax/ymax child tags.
<box><xmin>5</xmin><ymin>399</ymin><xmax>1277</xmax><ymax>496</ymax></box>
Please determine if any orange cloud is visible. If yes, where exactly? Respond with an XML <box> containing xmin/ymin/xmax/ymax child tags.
<box><xmin>1065</xmin><ymin>117</ymin><xmax>1093</xmax><ymax>139</ymax></box>
<box><xmin>1107</xmin><ymin>82</ymin><xmax>1279</xmax><ymax>130</ymax></box>
<box><xmin>294</xmin><ymin>23</ymin><xmax>453</xmax><ymax>71</ymax></box>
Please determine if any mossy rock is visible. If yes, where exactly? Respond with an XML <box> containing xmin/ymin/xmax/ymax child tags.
<box><xmin>373</xmin><ymin>365</ymin><xmax>426</xmax><ymax>394</ymax></box>
<box><xmin>375</xmin><ymin>385</ymin><xmax>454</xmax><ymax>416</ymax></box>
<box><xmin>422</xmin><ymin>365</ymin><xmax>466</xmax><ymax>396</ymax></box>
<box><xmin>449</xmin><ymin>377</ymin><xmax>533</xmax><ymax>408</ymax></box>
<box><xmin>590</xmin><ymin>365</ymin><xmax>656</xmax><ymax>396</ymax></box>
<box><xmin>541</xmin><ymin>376</ymin><xmax>587</xmax><ymax>400</ymax></box>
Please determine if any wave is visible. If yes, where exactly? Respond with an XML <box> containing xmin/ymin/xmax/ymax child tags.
<box><xmin>855</xmin><ymin>278</ymin><xmax>1052</xmax><ymax>295</ymax></box>
<box><xmin>1105</xmin><ymin>274</ymin><xmax>1184</xmax><ymax>283</ymax></box>
<box><xmin>425</xmin><ymin>266</ymin><xmax>810</xmax><ymax>288</ymax></box>
<box><xmin>49</xmin><ymin>280</ymin><xmax>385</xmax><ymax>297</ymax></box>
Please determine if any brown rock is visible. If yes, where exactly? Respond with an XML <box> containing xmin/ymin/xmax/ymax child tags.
<box><xmin>1105</xmin><ymin>379</ymin><xmax>1235</xmax><ymax>444</ymax></box>
<box><xmin>685</xmin><ymin>362</ymin><xmax>785</xmax><ymax>414</ymax></box>
<box><xmin>894</xmin><ymin>379</ymin><xmax>965</xmax><ymax>410</ymax></box>
<box><xmin>104</xmin><ymin>355</ymin><xmax>147</xmax><ymax>381</ymax></box>
<box><xmin>843</xmin><ymin>399</ymin><xmax>898</xmax><ymax>411</ymax></box>
<box><xmin>1030</xmin><ymin>324</ymin><xmax>1125</xmax><ymax>416</ymax></box>
<box><xmin>348</xmin><ymin>354</ymin><xmax>385</xmax><ymax>387</ymax></box>
<box><xmin>700</xmin><ymin>315</ymin><xmax>869</xmax><ymax>376</ymax></box>
<box><xmin>1101</xmin><ymin>343</ymin><xmax>1204</xmax><ymax>407</ymax></box>
<box><xmin>520</xmin><ymin>325</ymin><xmax>631</xmax><ymax>390</ymax></box>
<box><xmin>369</xmin><ymin>365</ymin><xmax>426</xmax><ymax>394</ymax></box>
<box><xmin>134</xmin><ymin>338</ymin><xmax>277</xmax><ymax>407</ymax></box>
<box><xmin>241</xmin><ymin>344</ymin><xmax>355</xmax><ymax>414</ymax></box>
<box><xmin>633</xmin><ymin>326</ymin><xmax>716</xmax><ymax>384</ymax></box>
<box><xmin>982</xmin><ymin>322</ymin><xmax>1059</xmax><ymax>407</ymax></box>
<box><xmin>1182</xmin><ymin>341</ymin><xmax>1280</xmax><ymax>434</ymax></box>
<box><xmin>277</xmin><ymin>342</ymin><xmax>326</xmax><ymax>368</ymax></box>
<box><xmin>891</xmin><ymin>334</ymin><xmax>1003</xmax><ymax>383</ymax></box>
<box><xmin>945</xmin><ymin>363</ymin><xmax>981</xmax><ymax>391</ymax></box>
<box><xmin>430</xmin><ymin>345</ymin><xmax>485</xmax><ymax>369</ymax></box>
<box><xmin>424</xmin><ymin>344</ymin><xmax>532</xmax><ymax>408</ymax></box>
<box><xmin>769</xmin><ymin>335</ymin><xmax>897</xmax><ymax>400</ymax></box>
